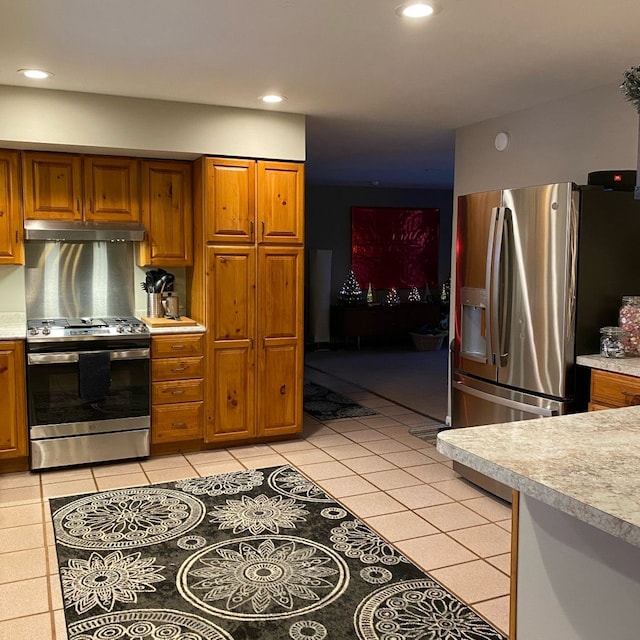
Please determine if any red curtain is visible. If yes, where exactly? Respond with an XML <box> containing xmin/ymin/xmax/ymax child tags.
<box><xmin>351</xmin><ymin>206</ymin><xmax>439</xmax><ymax>291</ymax></box>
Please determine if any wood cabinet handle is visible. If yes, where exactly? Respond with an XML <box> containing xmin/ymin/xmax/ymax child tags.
<box><xmin>621</xmin><ymin>390</ymin><xmax>640</xmax><ymax>405</ymax></box>
<box><xmin>171</xmin><ymin>366</ymin><xmax>187</xmax><ymax>372</ymax></box>
<box><xmin>171</xmin><ymin>422</ymin><xmax>188</xmax><ymax>428</ymax></box>
<box><xmin>170</xmin><ymin>344</ymin><xmax>186</xmax><ymax>350</ymax></box>
<box><xmin>250</xmin><ymin>220</ymin><xmax>254</xmax><ymax>240</ymax></box>
<box><xmin>261</xmin><ymin>220</ymin><xmax>265</xmax><ymax>238</ymax></box>
<box><xmin>77</xmin><ymin>199</ymin><xmax>81</xmax><ymax>211</ymax></box>
<box><xmin>170</xmin><ymin>390</ymin><xmax>185</xmax><ymax>395</ymax></box>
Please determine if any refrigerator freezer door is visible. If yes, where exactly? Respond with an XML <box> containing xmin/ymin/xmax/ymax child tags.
<box><xmin>453</xmin><ymin>190</ymin><xmax>502</xmax><ymax>381</ymax></box>
<box><xmin>451</xmin><ymin>373</ymin><xmax>567</xmax><ymax>428</ymax></box>
<box><xmin>496</xmin><ymin>183</ymin><xmax>577</xmax><ymax>398</ymax></box>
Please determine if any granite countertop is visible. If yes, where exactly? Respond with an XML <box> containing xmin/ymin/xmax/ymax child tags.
<box><xmin>577</xmin><ymin>353</ymin><xmax>640</xmax><ymax>377</ymax></box>
<box><xmin>437</xmin><ymin>407</ymin><xmax>640</xmax><ymax>548</ymax></box>
<box><xmin>0</xmin><ymin>312</ymin><xmax>26</xmax><ymax>339</ymax></box>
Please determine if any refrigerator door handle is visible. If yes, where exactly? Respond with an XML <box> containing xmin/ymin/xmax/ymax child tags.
<box><xmin>491</xmin><ymin>207</ymin><xmax>508</xmax><ymax>367</ymax></box>
<box><xmin>485</xmin><ymin>207</ymin><xmax>500</xmax><ymax>365</ymax></box>
<box><xmin>453</xmin><ymin>380</ymin><xmax>556</xmax><ymax>417</ymax></box>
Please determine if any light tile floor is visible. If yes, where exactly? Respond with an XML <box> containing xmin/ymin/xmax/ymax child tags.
<box><xmin>0</xmin><ymin>367</ymin><xmax>512</xmax><ymax>639</ymax></box>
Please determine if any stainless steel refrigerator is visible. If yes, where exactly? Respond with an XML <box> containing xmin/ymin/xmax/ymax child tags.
<box><xmin>450</xmin><ymin>181</ymin><xmax>640</xmax><ymax>499</ymax></box>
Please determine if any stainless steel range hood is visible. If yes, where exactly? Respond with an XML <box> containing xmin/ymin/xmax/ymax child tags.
<box><xmin>24</xmin><ymin>219</ymin><xmax>146</xmax><ymax>242</ymax></box>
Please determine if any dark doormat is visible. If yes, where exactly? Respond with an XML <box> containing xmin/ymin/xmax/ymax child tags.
<box><xmin>303</xmin><ymin>381</ymin><xmax>378</xmax><ymax>421</ymax></box>
<box><xmin>50</xmin><ymin>465</ymin><xmax>506</xmax><ymax>640</ymax></box>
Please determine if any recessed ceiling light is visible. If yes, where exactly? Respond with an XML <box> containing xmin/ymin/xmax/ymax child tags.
<box><xmin>396</xmin><ymin>1</ymin><xmax>440</xmax><ymax>18</ymax></box>
<box><xmin>261</xmin><ymin>94</ymin><xmax>285</xmax><ymax>104</ymax></box>
<box><xmin>18</xmin><ymin>68</ymin><xmax>53</xmax><ymax>80</ymax></box>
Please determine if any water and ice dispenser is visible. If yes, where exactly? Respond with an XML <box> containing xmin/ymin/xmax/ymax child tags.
<box><xmin>460</xmin><ymin>287</ymin><xmax>488</xmax><ymax>362</ymax></box>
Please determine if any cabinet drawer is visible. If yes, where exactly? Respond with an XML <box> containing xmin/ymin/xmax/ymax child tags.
<box><xmin>152</xmin><ymin>402</ymin><xmax>203</xmax><ymax>443</ymax></box>
<box><xmin>590</xmin><ymin>369</ymin><xmax>640</xmax><ymax>407</ymax></box>
<box><xmin>152</xmin><ymin>334</ymin><xmax>203</xmax><ymax>357</ymax></box>
<box><xmin>152</xmin><ymin>379</ymin><xmax>203</xmax><ymax>405</ymax></box>
<box><xmin>152</xmin><ymin>356</ymin><xmax>204</xmax><ymax>381</ymax></box>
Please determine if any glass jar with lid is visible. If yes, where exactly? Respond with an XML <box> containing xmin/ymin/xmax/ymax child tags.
<box><xmin>618</xmin><ymin>296</ymin><xmax>640</xmax><ymax>356</ymax></box>
<box><xmin>600</xmin><ymin>326</ymin><xmax>626</xmax><ymax>358</ymax></box>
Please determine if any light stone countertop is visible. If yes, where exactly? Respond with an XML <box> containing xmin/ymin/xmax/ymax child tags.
<box><xmin>437</xmin><ymin>406</ymin><xmax>640</xmax><ymax>548</ymax></box>
<box><xmin>577</xmin><ymin>353</ymin><xmax>640</xmax><ymax>377</ymax></box>
<box><xmin>0</xmin><ymin>312</ymin><xmax>26</xmax><ymax>339</ymax></box>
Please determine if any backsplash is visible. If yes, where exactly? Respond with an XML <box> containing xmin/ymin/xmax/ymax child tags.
<box><xmin>24</xmin><ymin>241</ymin><xmax>135</xmax><ymax>319</ymax></box>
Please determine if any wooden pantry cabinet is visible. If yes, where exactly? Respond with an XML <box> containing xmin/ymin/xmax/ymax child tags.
<box><xmin>151</xmin><ymin>334</ymin><xmax>204</xmax><ymax>445</ymax></box>
<box><xmin>204</xmin><ymin>245</ymin><xmax>303</xmax><ymax>444</ymax></box>
<box><xmin>0</xmin><ymin>341</ymin><xmax>28</xmax><ymax>468</ymax></box>
<box><xmin>22</xmin><ymin>151</ymin><xmax>140</xmax><ymax>222</ymax></box>
<box><xmin>0</xmin><ymin>150</ymin><xmax>24</xmax><ymax>265</ymax></box>
<box><xmin>191</xmin><ymin>156</ymin><xmax>304</xmax><ymax>446</ymax></box>
<box><xmin>138</xmin><ymin>160</ymin><xmax>193</xmax><ymax>267</ymax></box>
<box><xmin>204</xmin><ymin>157</ymin><xmax>304</xmax><ymax>244</ymax></box>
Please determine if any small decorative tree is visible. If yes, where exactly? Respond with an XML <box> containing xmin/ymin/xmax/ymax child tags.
<box><xmin>385</xmin><ymin>288</ymin><xmax>401</xmax><ymax>306</ymax></box>
<box><xmin>338</xmin><ymin>268</ymin><xmax>364</xmax><ymax>305</ymax></box>
<box><xmin>407</xmin><ymin>285</ymin><xmax>421</xmax><ymax>303</ymax></box>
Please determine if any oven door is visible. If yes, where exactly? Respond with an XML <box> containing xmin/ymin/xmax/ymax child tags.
<box><xmin>27</xmin><ymin>340</ymin><xmax>150</xmax><ymax>469</ymax></box>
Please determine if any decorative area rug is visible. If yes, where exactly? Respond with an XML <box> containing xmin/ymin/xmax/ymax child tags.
<box><xmin>303</xmin><ymin>381</ymin><xmax>378</xmax><ymax>421</ymax></box>
<box><xmin>50</xmin><ymin>465</ymin><xmax>507</xmax><ymax>640</ymax></box>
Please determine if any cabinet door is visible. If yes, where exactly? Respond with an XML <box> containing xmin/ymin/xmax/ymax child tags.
<box><xmin>206</xmin><ymin>246</ymin><xmax>256</xmax><ymax>442</ymax></box>
<box><xmin>0</xmin><ymin>150</ymin><xmax>23</xmax><ymax>264</ymax></box>
<box><xmin>256</xmin><ymin>246</ymin><xmax>303</xmax><ymax>436</ymax></box>
<box><xmin>22</xmin><ymin>151</ymin><xmax>82</xmax><ymax>220</ymax></box>
<box><xmin>205</xmin><ymin>158</ymin><xmax>256</xmax><ymax>243</ymax></box>
<box><xmin>139</xmin><ymin>160</ymin><xmax>193</xmax><ymax>266</ymax></box>
<box><xmin>84</xmin><ymin>156</ymin><xmax>140</xmax><ymax>222</ymax></box>
<box><xmin>257</xmin><ymin>161</ymin><xmax>304</xmax><ymax>244</ymax></box>
<box><xmin>0</xmin><ymin>341</ymin><xmax>27</xmax><ymax>459</ymax></box>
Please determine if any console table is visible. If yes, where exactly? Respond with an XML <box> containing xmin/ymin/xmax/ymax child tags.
<box><xmin>330</xmin><ymin>302</ymin><xmax>440</xmax><ymax>348</ymax></box>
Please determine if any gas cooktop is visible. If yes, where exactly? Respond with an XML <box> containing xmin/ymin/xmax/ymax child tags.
<box><xmin>27</xmin><ymin>316</ymin><xmax>149</xmax><ymax>340</ymax></box>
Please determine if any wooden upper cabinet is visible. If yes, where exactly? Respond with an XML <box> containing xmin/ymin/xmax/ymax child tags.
<box><xmin>0</xmin><ymin>150</ymin><xmax>24</xmax><ymax>265</ymax></box>
<box><xmin>205</xmin><ymin>158</ymin><xmax>256</xmax><ymax>243</ymax></box>
<box><xmin>23</xmin><ymin>151</ymin><xmax>140</xmax><ymax>222</ymax></box>
<box><xmin>257</xmin><ymin>161</ymin><xmax>304</xmax><ymax>244</ymax></box>
<box><xmin>83</xmin><ymin>156</ymin><xmax>140</xmax><ymax>222</ymax></box>
<box><xmin>22</xmin><ymin>152</ymin><xmax>82</xmax><ymax>220</ymax></box>
<box><xmin>139</xmin><ymin>160</ymin><xmax>193</xmax><ymax>267</ymax></box>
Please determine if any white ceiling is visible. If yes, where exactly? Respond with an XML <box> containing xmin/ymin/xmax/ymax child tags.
<box><xmin>1</xmin><ymin>0</ymin><xmax>639</xmax><ymax>189</ymax></box>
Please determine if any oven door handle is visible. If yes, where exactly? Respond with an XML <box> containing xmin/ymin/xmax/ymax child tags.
<box><xmin>28</xmin><ymin>348</ymin><xmax>150</xmax><ymax>364</ymax></box>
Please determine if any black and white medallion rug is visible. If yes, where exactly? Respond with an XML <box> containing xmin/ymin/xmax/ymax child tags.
<box><xmin>303</xmin><ymin>381</ymin><xmax>379</xmax><ymax>422</ymax></box>
<box><xmin>50</xmin><ymin>465</ymin><xmax>507</xmax><ymax>640</ymax></box>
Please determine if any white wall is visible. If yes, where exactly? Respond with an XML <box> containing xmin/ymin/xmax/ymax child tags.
<box><xmin>454</xmin><ymin>82</ymin><xmax>638</xmax><ymax>197</ymax></box>
<box><xmin>0</xmin><ymin>86</ymin><xmax>306</xmax><ymax>313</ymax></box>
<box><xmin>0</xmin><ymin>85</ymin><xmax>305</xmax><ymax>161</ymax></box>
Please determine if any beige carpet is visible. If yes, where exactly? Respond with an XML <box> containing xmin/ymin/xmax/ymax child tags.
<box><xmin>305</xmin><ymin>347</ymin><xmax>448</xmax><ymax>422</ymax></box>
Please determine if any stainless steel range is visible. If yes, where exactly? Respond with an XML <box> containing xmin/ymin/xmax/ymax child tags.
<box><xmin>26</xmin><ymin>316</ymin><xmax>151</xmax><ymax>470</ymax></box>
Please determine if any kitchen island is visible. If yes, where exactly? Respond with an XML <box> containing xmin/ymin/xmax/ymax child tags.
<box><xmin>437</xmin><ymin>408</ymin><xmax>640</xmax><ymax>640</ymax></box>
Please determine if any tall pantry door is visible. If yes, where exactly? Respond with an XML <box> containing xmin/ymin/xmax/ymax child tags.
<box><xmin>205</xmin><ymin>246</ymin><xmax>256</xmax><ymax>443</ymax></box>
<box><xmin>256</xmin><ymin>246</ymin><xmax>304</xmax><ymax>437</ymax></box>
